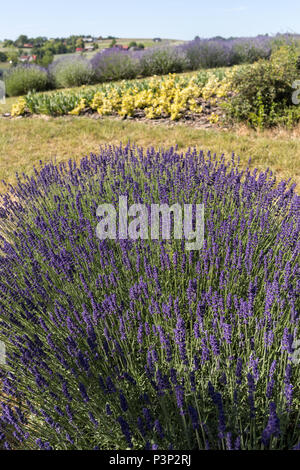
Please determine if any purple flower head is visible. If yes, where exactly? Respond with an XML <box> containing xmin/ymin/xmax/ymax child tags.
<box><xmin>174</xmin><ymin>315</ymin><xmax>188</xmax><ymax>364</ymax></box>
<box><xmin>79</xmin><ymin>383</ymin><xmax>89</xmax><ymax>403</ymax></box>
<box><xmin>175</xmin><ymin>384</ymin><xmax>185</xmax><ymax>415</ymax></box>
<box><xmin>261</xmin><ymin>402</ymin><xmax>281</xmax><ymax>446</ymax></box>
<box><xmin>117</xmin><ymin>416</ymin><xmax>133</xmax><ymax>448</ymax></box>
<box><xmin>119</xmin><ymin>390</ymin><xmax>128</xmax><ymax>412</ymax></box>
<box><xmin>154</xmin><ymin>419</ymin><xmax>164</xmax><ymax>439</ymax></box>
<box><xmin>188</xmin><ymin>405</ymin><xmax>199</xmax><ymax>430</ymax></box>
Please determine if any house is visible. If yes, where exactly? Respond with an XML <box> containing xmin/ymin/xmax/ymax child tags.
<box><xmin>19</xmin><ymin>55</ymin><xmax>36</xmax><ymax>63</ymax></box>
<box><xmin>76</xmin><ymin>47</ymin><xmax>84</xmax><ymax>52</ymax></box>
<box><xmin>153</xmin><ymin>37</ymin><xmax>162</xmax><ymax>42</ymax></box>
<box><xmin>129</xmin><ymin>45</ymin><xmax>144</xmax><ymax>51</ymax></box>
<box><xmin>85</xmin><ymin>45</ymin><xmax>95</xmax><ymax>51</ymax></box>
<box><xmin>23</xmin><ymin>43</ymin><xmax>33</xmax><ymax>48</ymax></box>
<box><xmin>113</xmin><ymin>44</ymin><xmax>129</xmax><ymax>51</ymax></box>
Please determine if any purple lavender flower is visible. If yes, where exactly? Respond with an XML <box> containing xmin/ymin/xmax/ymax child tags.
<box><xmin>79</xmin><ymin>383</ymin><xmax>89</xmax><ymax>402</ymax></box>
<box><xmin>174</xmin><ymin>315</ymin><xmax>188</xmax><ymax>364</ymax></box>
<box><xmin>209</xmin><ymin>335</ymin><xmax>220</xmax><ymax>356</ymax></box>
<box><xmin>117</xmin><ymin>416</ymin><xmax>133</xmax><ymax>448</ymax></box>
<box><xmin>235</xmin><ymin>358</ymin><xmax>243</xmax><ymax>385</ymax></box>
<box><xmin>175</xmin><ymin>384</ymin><xmax>185</xmax><ymax>415</ymax></box>
<box><xmin>119</xmin><ymin>390</ymin><xmax>128</xmax><ymax>412</ymax></box>
<box><xmin>154</xmin><ymin>419</ymin><xmax>164</xmax><ymax>439</ymax></box>
<box><xmin>261</xmin><ymin>402</ymin><xmax>281</xmax><ymax>446</ymax></box>
<box><xmin>188</xmin><ymin>405</ymin><xmax>199</xmax><ymax>430</ymax></box>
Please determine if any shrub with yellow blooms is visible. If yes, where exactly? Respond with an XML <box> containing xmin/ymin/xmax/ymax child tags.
<box><xmin>11</xmin><ymin>97</ymin><xmax>27</xmax><ymax>117</ymax></box>
<box><xmin>68</xmin><ymin>98</ymin><xmax>87</xmax><ymax>115</ymax></box>
<box><xmin>12</xmin><ymin>70</ymin><xmax>233</xmax><ymax>123</ymax></box>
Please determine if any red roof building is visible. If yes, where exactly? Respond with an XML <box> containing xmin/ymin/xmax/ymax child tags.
<box><xmin>113</xmin><ymin>44</ymin><xmax>129</xmax><ymax>50</ymax></box>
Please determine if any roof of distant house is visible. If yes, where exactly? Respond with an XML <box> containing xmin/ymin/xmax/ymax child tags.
<box><xmin>19</xmin><ymin>54</ymin><xmax>36</xmax><ymax>61</ymax></box>
<box><xmin>113</xmin><ymin>44</ymin><xmax>129</xmax><ymax>50</ymax></box>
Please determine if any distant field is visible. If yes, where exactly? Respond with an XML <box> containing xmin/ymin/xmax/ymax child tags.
<box><xmin>55</xmin><ymin>38</ymin><xmax>184</xmax><ymax>60</ymax></box>
<box><xmin>0</xmin><ymin>38</ymin><xmax>185</xmax><ymax>67</ymax></box>
<box><xmin>96</xmin><ymin>38</ymin><xmax>181</xmax><ymax>47</ymax></box>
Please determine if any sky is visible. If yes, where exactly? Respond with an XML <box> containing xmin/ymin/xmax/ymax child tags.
<box><xmin>1</xmin><ymin>0</ymin><xmax>300</xmax><ymax>41</ymax></box>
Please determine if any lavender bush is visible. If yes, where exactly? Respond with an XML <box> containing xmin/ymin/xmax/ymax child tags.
<box><xmin>4</xmin><ymin>34</ymin><xmax>300</xmax><ymax>96</ymax></box>
<box><xmin>0</xmin><ymin>144</ymin><xmax>299</xmax><ymax>450</ymax></box>
<box><xmin>138</xmin><ymin>47</ymin><xmax>187</xmax><ymax>76</ymax></box>
<box><xmin>179</xmin><ymin>36</ymin><xmax>273</xmax><ymax>70</ymax></box>
<box><xmin>90</xmin><ymin>48</ymin><xmax>139</xmax><ymax>82</ymax></box>
<box><xmin>49</xmin><ymin>56</ymin><xmax>96</xmax><ymax>88</ymax></box>
<box><xmin>4</xmin><ymin>64</ymin><xmax>51</xmax><ymax>97</ymax></box>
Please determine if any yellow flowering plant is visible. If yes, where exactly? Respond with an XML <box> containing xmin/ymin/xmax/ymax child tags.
<box><xmin>11</xmin><ymin>97</ymin><xmax>27</xmax><ymax>117</ymax></box>
<box><xmin>13</xmin><ymin>70</ymin><xmax>233</xmax><ymax>122</ymax></box>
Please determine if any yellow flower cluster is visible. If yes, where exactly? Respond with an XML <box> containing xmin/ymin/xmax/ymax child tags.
<box><xmin>90</xmin><ymin>89</ymin><xmax>120</xmax><ymax>116</ymax></box>
<box><xmin>11</xmin><ymin>70</ymin><xmax>233</xmax><ymax>121</ymax></box>
<box><xmin>209</xmin><ymin>113</ymin><xmax>219</xmax><ymax>124</ymax></box>
<box><xmin>69</xmin><ymin>73</ymin><xmax>230</xmax><ymax>121</ymax></box>
<box><xmin>11</xmin><ymin>98</ymin><xmax>27</xmax><ymax>117</ymax></box>
<box><xmin>202</xmin><ymin>75</ymin><xmax>233</xmax><ymax>100</ymax></box>
<box><xmin>68</xmin><ymin>98</ymin><xmax>86</xmax><ymax>115</ymax></box>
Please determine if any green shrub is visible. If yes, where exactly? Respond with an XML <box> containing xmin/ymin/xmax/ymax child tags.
<box><xmin>4</xmin><ymin>65</ymin><xmax>51</xmax><ymax>96</ymax></box>
<box><xmin>139</xmin><ymin>48</ymin><xmax>187</xmax><ymax>76</ymax></box>
<box><xmin>0</xmin><ymin>52</ymin><xmax>7</xmax><ymax>62</ymax></box>
<box><xmin>223</xmin><ymin>46</ymin><xmax>300</xmax><ymax>127</ymax></box>
<box><xmin>91</xmin><ymin>50</ymin><xmax>139</xmax><ymax>81</ymax></box>
<box><xmin>50</xmin><ymin>57</ymin><xmax>96</xmax><ymax>88</ymax></box>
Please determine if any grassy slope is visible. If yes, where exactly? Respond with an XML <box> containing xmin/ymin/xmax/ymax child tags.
<box><xmin>0</xmin><ymin>116</ymin><xmax>299</xmax><ymax>194</ymax></box>
<box><xmin>0</xmin><ymin>96</ymin><xmax>16</xmax><ymax>113</ymax></box>
<box><xmin>0</xmin><ymin>66</ymin><xmax>299</xmax><ymax>194</ymax></box>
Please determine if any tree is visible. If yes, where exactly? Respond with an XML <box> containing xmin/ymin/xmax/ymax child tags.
<box><xmin>6</xmin><ymin>50</ymin><xmax>19</xmax><ymax>65</ymax></box>
<box><xmin>37</xmin><ymin>50</ymin><xmax>54</xmax><ymax>67</ymax></box>
<box><xmin>76</xmin><ymin>38</ymin><xmax>85</xmax><ymax>48</ymax></box>
<box><xmin>54</xmin><ymin>41</ymin><xmax>67</xmax><ymax>54</ymax></box>
<box><xmin>109</xmin><ymin>38</ymin><xmax>117</xmax><ymax>48</ymax></box>
<box><xmin>14</xmin><ymin>35</ymin><xmax>29</xmax><ymax>47</ymax></box>
<box><xmin>3</xmin><ymin>39</ymin><xmax>14</xmax><ymax>47</ymax></box>
<box><xmin>0</xmin><ymin>52</ymin><xmax>7</xmax><ymax>62</ymax></box>
<box><xmin>34</xmin><ymin>36</ymin><xmax>47</xmax><ymax>47</ymax></box>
